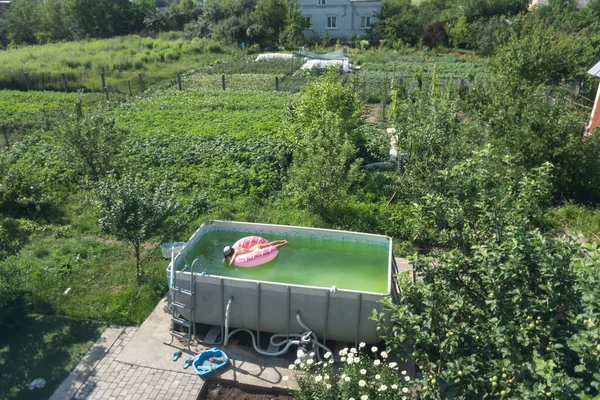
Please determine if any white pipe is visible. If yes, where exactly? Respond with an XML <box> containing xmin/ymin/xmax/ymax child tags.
<box><xmin>223</xmin><ymin>298</ymin><xmax>333</xmax><ymax>358</ymax></box>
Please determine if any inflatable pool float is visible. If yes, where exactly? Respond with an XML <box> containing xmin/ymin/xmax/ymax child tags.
<box><xmin>192</xmin><ymin>347</ymin><xmax>229</xmax><ymax>377</ymax></box>
<box><xmin>232</xmin><ymin>236</ymin><xmax>278</xmax><ymax>268</ymax></box>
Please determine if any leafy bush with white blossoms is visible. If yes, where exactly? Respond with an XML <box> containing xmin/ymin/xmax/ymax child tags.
<box><xmin>292</xmin><ymin>344</ymin><xmax>412</xmax><ymax>400</ymax></box>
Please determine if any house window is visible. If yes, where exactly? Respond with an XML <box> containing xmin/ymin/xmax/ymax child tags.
<box><xmin>318</xmin><ymin>0</ymin><xmax>326</xmax><ymax>6</ymax></box>
<box><xmin>305</xmin><ymin>16</ymin><xmax>311</xmax><ymax>25</ymax></box>
<box><xmin>361</xmin><ymin>16</ymin><xmax>371</xmax><ymax>28</ymax></box>
<box><xmin>327</xmin><ymin>16</ymin><xmax>337</xmax><ymax>29</ymax></box>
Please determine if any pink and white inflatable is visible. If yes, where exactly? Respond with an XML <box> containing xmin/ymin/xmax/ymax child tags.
<box><xmin>231</xmin><ymin>236</ymin><xmax>279</xmax><ymax>267</ymax></box>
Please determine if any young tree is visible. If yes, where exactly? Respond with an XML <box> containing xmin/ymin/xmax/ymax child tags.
<box><xmin>374</xmin><ymin>0</ymin><xmax>423</xmax><ymax>45</ymax></box>
<box><xmin>96</xmin><ymin>176</ymin><xmax>178</xmax><ymax>283</ymax></box>
<box><xmin>58</xmin><ymin>98</ymin><xmax>124</xmax><ymax>183</ymax></box>
<box><xmin>4</xmin><ymin>0</ymin><xmax>42</xmax><ymax>44</ymax></box>
<box><xmin>255</xmin><ymin>0</ymin><xmax>287</xmax><ymax>37</ymax></box>
<box><xmin>287</xmin><ymin>112</ymin><xmax>364</xmax><ymax>218</ymax></box>
<box><xmin>286</xmin><ymin>72</ymin><xmax>364</xmax><ymax>219</ymax></box>
<box><xmin>375</xmin><ymin>151</ymin><xmax>600</xmax><ymax>399</ymax></box>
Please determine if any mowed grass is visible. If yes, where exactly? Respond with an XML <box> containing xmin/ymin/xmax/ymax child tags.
<box><xmin>0</xmin><ymin>315</ymin><xmax>105</xmax><ymax>400</ymax></box>
<box><xmin>0</xmin><ymin>34</ymin><xmax>239</xmax><ymax>93</ymax></box>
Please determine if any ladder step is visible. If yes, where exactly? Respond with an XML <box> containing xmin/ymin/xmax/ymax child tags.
<box><xmin>203</xmin><ymin>326</ymin><xmax>221</xmax><ymax>345</ymax></box>
<box><xmin>171</xmin><ymin>331</ymin><xmax>191</xmax><ymax>342</ymax></box>
<box><xmin>171</xmin><ymin>317</ymin><xmax>191</xmax><ymax>328</ymax></box>
<box><xmin>172</xmin><ymin>286</ymin><xmax>193</xmax><ymax>296</ymax></box>
<box><xmin>172</xmin><ymin>301</ymin><xmax>193</xmax><ymax>312</ymax></box>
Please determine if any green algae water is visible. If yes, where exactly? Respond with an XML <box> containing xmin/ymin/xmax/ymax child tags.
<box><xmin>185</xmin><ymin>229</ymin><xmax>389</xmax><ymax>294</ymax></box>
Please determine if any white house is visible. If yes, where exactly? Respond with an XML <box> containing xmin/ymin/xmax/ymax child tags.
<box><xmin>529</xmin><ymin>0</ymin><xmax>589</xmax><ymax>8</ymax></box>
<box><xmin>299</xmin><ymin>0</ymin><xmax>381</xmax><ymax>39</ymax></box>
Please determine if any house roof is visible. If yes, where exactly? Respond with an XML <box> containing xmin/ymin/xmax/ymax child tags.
<box><xmin>588</xmin><ymin>61</ymin><xmax>600</xmax><ymax>77</ymax></box>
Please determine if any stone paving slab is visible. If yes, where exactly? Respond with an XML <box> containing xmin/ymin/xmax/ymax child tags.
<box><xmin>49</xmin><ymin>326</ymin><xmax>203</xmax><ymax>400</ymax></box>
<box><xmin>117</xmin><ymin>297</ymin><xmax>296</xmax><ymax>390</ymax></box>
<box><xmin>50</xmin><ymin>326</ymin><xmax>125</xmax><ymax>400</ymax></box>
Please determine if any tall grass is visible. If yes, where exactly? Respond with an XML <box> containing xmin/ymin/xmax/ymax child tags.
<box><xmin>0</xmin><ymin>33</ymin><xmax>239</xmax><ymax>93</ymax></box>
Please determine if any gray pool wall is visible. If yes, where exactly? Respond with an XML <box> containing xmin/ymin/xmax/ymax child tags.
<box><xmin>170</xmin><ymin>220</ymin><xmax>397</xmax><ymax>344</ymax></box>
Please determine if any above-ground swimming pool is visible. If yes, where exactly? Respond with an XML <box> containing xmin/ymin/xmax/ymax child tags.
<box><xmin>169</xmin><ymin>220</ymin><xmax>400</xmax><ymax>345</ymax></box>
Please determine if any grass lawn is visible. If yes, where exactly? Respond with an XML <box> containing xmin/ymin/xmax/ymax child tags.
<box><xmin>0</xmin><ymin>314</ymin><xmax>106</xmax><ymax>400</ymax></box>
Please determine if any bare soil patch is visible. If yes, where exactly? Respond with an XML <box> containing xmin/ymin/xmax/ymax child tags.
<box><xmin>200</xmin><ymin>381</ymin><xmax>293</xmax><ymax>400</ymax></box>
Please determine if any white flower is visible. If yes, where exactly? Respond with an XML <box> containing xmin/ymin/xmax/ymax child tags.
<box><xmin>350</xmin><ymin>398</ymin><xmax>355</xmax><ymax>400</ymax></box>
<box><xmin>309</xmin><ymin>352</ymin><xmax>315</xmax><ymax>357</ymax></box>
<box><xmin>354</xmin><ymin>358</ymin><xmax>360</xmax><ymax>363</ymax></box>
<box><xmin>379</xmin><ymin>385</ymin><xmax>388</xmax><ymax>391</ymax></box>
<box><xmin>402</xmin><ymin>397</ymin><xmax>407</xmax><ymax>400</ymax></box>
<box><xmin>361</xmin><ymin>395</ymin><xmax>368</xmax><ymax>400</ymax></box>
<box><xmin>389</xmin><ymin>362</ymin><xmax>397</xmax><ymax>368</ymax></box>
<box><xmin>380</xmin><ymin>351</ymin><xmax>388</xmax><ymax>359</ymax></box>
<box><xmin>391</xmin><ymin>384</ymin><xmax>398</xmax><ymax>389</ymax></box>
<box><xmin>402</xmin><ymin>387</ymin><xmax>409</xmax><ymax>393</ymax></box>
<box><xmin>404</xmin><ymin>376</ymin><xmax>410</xmax><ymax>382</ymax></box>
<box><xmin>373</xmin><ymin>360</ymin><xmax>381</xmax><ymax>366</ymax></box>
<box><xmin>371</xmin><ymin>346</ymin><xmax>378</xmax><ymax>353</ymax></box>
<box><xmin>375</xmin><ymin>374</ymin><xmax>381</xmax><ymax>380</ymax></box>
<box><xmin>345</xmin><ymin>376</ymin><xmax>351</xmax><ymax>382</ymax></box>
<box><xmin>341</xmin><ymin>357</ymin><xmax>346</xmax><ymax>362</ymax></box>
<box><xmin>400</xmin><ymin>370</ymin><xmax>406</xmax><ymax>375</ymax></box>
<box><xmin>324</xmin><ymin>374</ymin><xmax>329</xmax><ymax>380</ymax></box>
<box><xmin>359</xmin><ymin>380</ymin><xmax>366</xmax><ymax>387</ymax></box>
<box><xmin>297</xmin><ymin>349</ymin><xmax>305</xmax><ymax>357</ymax></box>
<box><xmin>360</xmin><ymin>369</ymin><xmax>367</xmax><ymax>375</ymax></box>
<box><xmin>359</xmin><ymin>342</ymin><xmax>366</xmax><ymax>348</ymax></box>
<box><xmin>350</xmin><ymin>347</ymin><xmax>357</xmax><ymax>353</ymax></box>
<box><xmin>347</xmin><ymin>358</ymin><xmax>354</xmax><ymax>365</ymax></box>
<box><xmin>328</xmin><ymin>359</ymin><xmax>334</xmax><ymax>364</ymax></box>
<box><xmin>282</xmin><ymin>376</ymin><xmax>289</xmax><ymax>382</ymax></box>
<box><xmin>315</xmin><ymin>375</ymin><xmax>323</xmax><ymax>382</ymax></box>
<box><xmin>294</xmin><ymin>359</ymin><xmax>301</xmax><ymax>365</ymax></box>
<box><xmin>306</xmin><ymin>359</ymin><xmax>314</xmax><ymax>365</ymax></box>
<box><xmin>288</xmin><ymin>364</ymin><xmax>295</xmax><ymax>370</ymax></box>
<box><xmin>326</xmin><ymin>384</ymin><xmax>331</xmax><ymax>389</ymax></box>
<box><xmin>339</xmin><ymin>348</ymin><xmax>348</xmax><ymax>356</ymax></box>
<box><xmin>341</xmin><ymin>374</ymin><xmax>347</xmax><ymax>379</ymax></box>
<box><xmin>324</xmin><ymin>352</ymin><xmax>332</xmax><ymax>359</ymax></box>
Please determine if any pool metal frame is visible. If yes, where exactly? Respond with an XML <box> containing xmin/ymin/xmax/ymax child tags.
<box><xmin>168</xmin><ymin>220</ymin><xmax>401</xmax><ymax>347</ymax></box>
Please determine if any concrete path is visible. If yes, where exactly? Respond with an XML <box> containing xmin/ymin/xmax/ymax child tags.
<box><xmin>49</xmin><ymin>326</ymin><xmax>203</xmax><ymax>400</ymax></box>
<box><xmin>116</xmin><ymin>298</ymin><xmax>295</xmax><ymax>390</ymax></box>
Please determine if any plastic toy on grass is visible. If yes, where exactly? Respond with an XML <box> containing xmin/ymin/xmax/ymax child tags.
<box><xmin>192</xmin><ymin>347</ymin><xmax>229</xmax><ymax>377</ymax></box>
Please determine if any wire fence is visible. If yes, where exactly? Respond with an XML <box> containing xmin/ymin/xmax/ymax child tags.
<box><xmin>5</xmin><ymin>66</ymin><xmax>485</xmax><ymax>105</ymax></box>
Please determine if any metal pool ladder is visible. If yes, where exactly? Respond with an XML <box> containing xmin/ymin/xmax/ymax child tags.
<box><xmin>165</xmin><ymin>254</ymin><xmax>198</xmax><ymax>351</ymax></box>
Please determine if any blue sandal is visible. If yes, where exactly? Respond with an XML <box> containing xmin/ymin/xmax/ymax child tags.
<box><xmin>173</xmin><ymin>350</ymin><xmax>182</xmax><ymax>361</ymax></box>
<box><xmin>183</xmin><ymin>357</ymin><xmax>194</xmax><ymax>369</ymax></box>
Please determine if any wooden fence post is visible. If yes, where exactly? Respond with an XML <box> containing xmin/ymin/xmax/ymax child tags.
<box><xmin>1</xmin><ymin>125</ymin><xmax>9</xmax><ymax>150</ymax></box>
<box><xmin>290</xmin><ymin>55</ymin><xmax>294</xmax><ymax>75</ymax></box>
<box><xmin>275</xmin><ymin>76</ymin><xmax>279</xmax><ymax>91</ymax></box>
<box><xmin>138</xmin><ymin>73</ymin><xmax>144</xmax><ymax>93</ymax></box>
<box><xmin>61</xmin><ymin>73</ymin><xmax>69</xmax><ymax>92</ymax></box>
<box><xmin>381</xmin><ymin>73</ymin><xmax>388</xmax><ymax>122</ymax></box>
<box><xmin>128</xmin><ymin>81</ymin><xmax>133</xmax><ymax>96</ymax></box>
<box><xmin>178</xmin><ymin>74</ymin><xmax>183</xmax><ymax>91</ymax></box>
<box><xmin>24</xmin><ymin>72</ymin><xmax>30</xmax><ymax>91</ymax></box>
<box><xmin>222</xmin><ymin>74</ymin><xmax>226</xmax><ymax>90</ymax></box>
<box><xmin>101</xmin><ymin>70</ymin><xmax>109</xmax><ymax>101</ymax></box>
